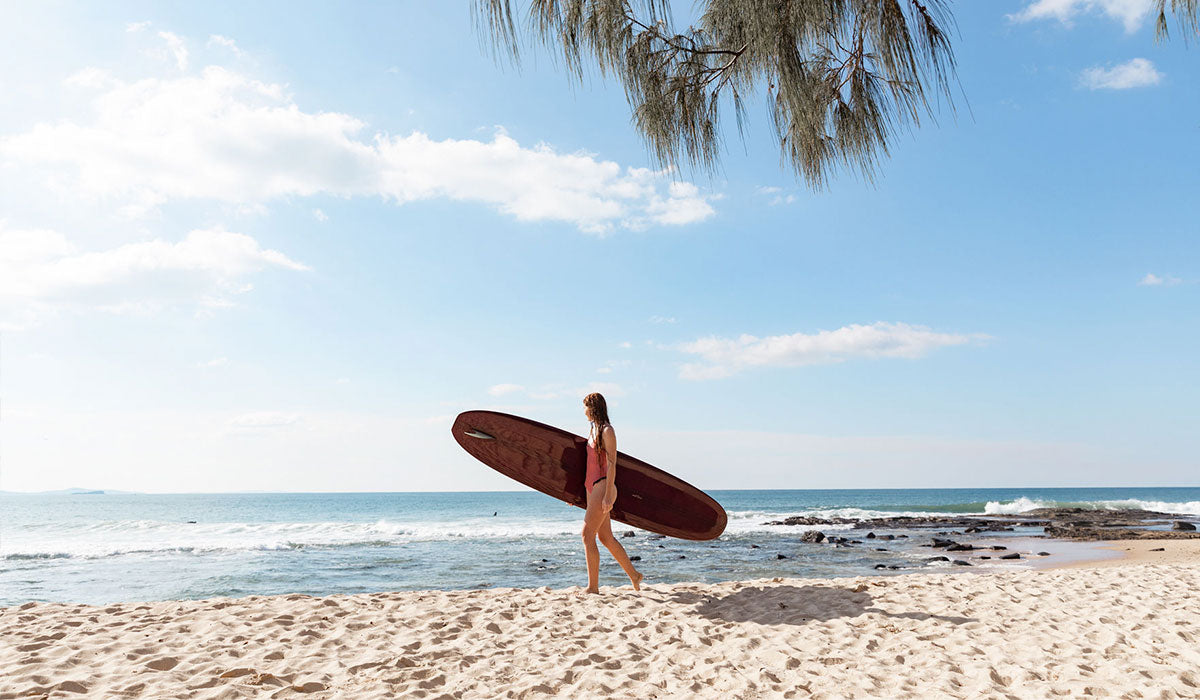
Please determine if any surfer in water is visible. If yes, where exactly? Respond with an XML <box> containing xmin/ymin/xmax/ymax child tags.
<box><xmin>581</xmin><ymin>392</ymin><xmax>643</xmax><ymax>594</ymax></box>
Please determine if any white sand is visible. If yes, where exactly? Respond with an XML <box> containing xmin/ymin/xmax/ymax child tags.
<box><xmin>4</xmin><ymin>559</ymin><xmax>1199</xmax><ymax>698</ymax></box>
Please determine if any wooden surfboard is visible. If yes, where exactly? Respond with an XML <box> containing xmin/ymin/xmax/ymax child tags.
<box><xmin>451</xmin><ymin>410</ymin><xmax>727</xmax><ymax>541</ymax></box>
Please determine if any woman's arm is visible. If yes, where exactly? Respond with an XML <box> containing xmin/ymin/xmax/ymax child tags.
<box><xmin>602</xmin><ymin>426</ymin><xmax>618</xmax><ymax>510</ymax></box>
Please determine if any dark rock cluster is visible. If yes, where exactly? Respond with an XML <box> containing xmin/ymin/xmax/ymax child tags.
<box><xmin>767</xmin><ymin>507</ymin><xmax>1200</xmax><ymax>541</ymax></box>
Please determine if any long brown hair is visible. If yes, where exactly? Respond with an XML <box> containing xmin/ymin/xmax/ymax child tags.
<box><xmin>583</xmin><ymin>392</ymin><xmax>611</xmax><ymax>452</ymax></box>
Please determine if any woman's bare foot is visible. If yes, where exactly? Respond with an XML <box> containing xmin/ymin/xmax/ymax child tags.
<box><xmin>630</xmin><ymin>571</ymin><xmax>643</xmax><ymax>591</ymax></box>
<box><xmin>584</xmin><ymin>586</ymin><xmax>600</xmax><ymax>595</ymax></box>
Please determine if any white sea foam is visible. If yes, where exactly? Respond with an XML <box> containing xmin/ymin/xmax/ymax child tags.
<box><xmin>982</xmin><ymin>498</ymin><xmax>1200</xmax><ymax>516</ymax></box>
<box><xmin>983</xmin><ymin>497</ymin><xmax>1051</xmax><ymax>514</ymax></box>
<box><xmin>1093</xmin><ymin>499</ymin><xmax>1200</xmax><ymax>515</ymax></box>
<box><xmin>1</xmin><ymin>517</ymin><xmax>587</xmax><ymax>559</ymax></box>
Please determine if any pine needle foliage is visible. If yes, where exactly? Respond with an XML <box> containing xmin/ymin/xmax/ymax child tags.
<box><xmin>474</xmin><ymin>0</ymin><xmax>958</xmax><ymax>188</ymax></box>
<box><xmin>476</xmin><ymin>1</ymin><xmax>1199</xmax><ymax>189</ymax></box>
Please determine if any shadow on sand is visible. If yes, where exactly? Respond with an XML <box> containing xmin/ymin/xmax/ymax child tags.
<box><xmin>664</xmin><ymin>584</ymin><xmax>976</xmax><ymax>627</ymax></box>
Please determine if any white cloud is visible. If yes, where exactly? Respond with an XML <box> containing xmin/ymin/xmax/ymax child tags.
<box><xmin>1080</xmin><ymin>58</ymin><xmax>1163</xmax><ymax>89</ymax></box>
<box><xmin>677</xmin><ymin>321</ymin><xmax>986</xmax><ymax>379</ymax></box>
<box><xmin>1138</xmin><ymin>272</ymin><xmax>1181</xmax><ymax>286</ymax></box>
<box><xmin>2</xmin><ymin>57</ymin><xmax>716</xmax><ymax>233</ymax></box>
<box><xmin>756</xmin><ymin>185</ymin><xmax>796</xmax><ymax>206</ymax></box>
<box><xmin>156</xmin><ymin>31</ymin><xmax>189</xmax><ymax>70</ymax></box>
<box><xmin>649</xmin><ymin>315</ymin><xmax>677</xmax><ymax>324</ymax></box>
<box><xmin>198</xmin><ymin>357</ymin><xmax>229</xmax><ymax>368</ymax></box>
<box><xmin>618</xmin><ymin>341</ymin><xmax>632</xmax><ymax>349</ymax></box>
<box><xmin>1009</xmin><ymin>0</ymin><xmax>1154</xmax><ymax>32</ymax></box>
<box><xmin>312</xmin><ymin>208</ymin><xmax>329</xmax><ymax>222</ymax></box>
<box><xmin>0</xmin><ymin>224</ymin><xmax>308</xmax><ymax>324</ymax></box>
<box><xmin>126</xmin><ymin>21</ymin><xmax>151</xmax><ymax>33</ymax></box>
<box><xmin>228</xmin><ymin>411</ymin><xmax>300</xmax><ymax>431</ymax></box>
<box><xmin>491</xmin><ymin>382</ymin><xmax>625</xmax><ymax>401</ymax></box>
<box><xmin>207</xmin><ymin>35</ymin><xmax>244</xmax><ymax>57</ymax></box>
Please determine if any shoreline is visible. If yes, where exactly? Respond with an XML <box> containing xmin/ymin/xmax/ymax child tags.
<box><xmin>4</xmin><ymin>556</ymin><xmax>1199</xmax><ymax>698</ymax></box>
<box><xmin>1051</xmin><ymin>538</ymin><xmax>1200</xmax><ymax>569</ymax></box>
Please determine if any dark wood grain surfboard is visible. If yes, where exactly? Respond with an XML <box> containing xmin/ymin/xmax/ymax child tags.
<box><xmin>451</xmin><ymin>410</ymin><xmax>727</xmax><ymax>541</ymax></box>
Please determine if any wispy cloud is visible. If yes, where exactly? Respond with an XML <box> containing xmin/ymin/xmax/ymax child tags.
<box><xmin>1</xmin><ymin>37</ymin><xmax>717</xmax><ymax>233</ymax></box>
<box><xmin>1138</xmin><ymin>272</ymin><xmax>1182</xmax><ymax>286</ymax></box>
<box><xmin>676</xmin><ymin>322</ymin><xmax>987</xmax><ymax>380</ymax></box>
<box><xmin>1009</xmin><ymin>0</ymin><xmax>1154</xmax><ymax>33</ymax></box>
<box><xmin>228</xmin><ymin>411</ymin><xmax>300</xmax><ymax>431</ymax></box>
<box><xmin>154</xmin><ymin>31</ymin><xmax>189</xmax><ymax>70</ymax></box>
<box><xmin>1081</xmin><ymin>58</ymin><xmax>1162</xmax><ymax>89</ymax></box>
<box><xmin>649</xmin><ymin>315</ymin><xmax>677</xmax><ymax>325</ymax></box>
<box><xmin>206</xmin><ymin>34</ymin><xmax>244</xmax><ymax>58</ymax></box>
<box><xmin>487</xmin><ymin>382</ymin><xmax>625</xmax><ymax>400</ymax></box>
<box><xmin>756</xmin><ymin>185</ymin><xmax>796</xmax><ymax>206</ymax></box>
<box><xmin>198</xmin><ymin>357</ymin><xmax>230</xmax><ymax>368</ymax></box>
<box><xmin>0</xmin><ymin>224</ymin><xmax>307</xmax><ymax>326</ymax></box>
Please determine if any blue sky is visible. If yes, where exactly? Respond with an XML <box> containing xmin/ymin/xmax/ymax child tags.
<box><xmin>0</xmin><ymin>1</ymin><xmax>1196</xmax><ymax>492</ymax></box>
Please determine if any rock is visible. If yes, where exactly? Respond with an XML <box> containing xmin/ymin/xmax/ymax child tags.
<box><xmin>874</xmin><ymin>564</ymin><xmax>887</xmax><ymax>569</ymax></box>
<box><xmin>887</xmin><ymin>565</ymin><xmax>900</xmax><ymax>570</ymax></box>
<box><xmin>879</xmin><ymin>534</ymin><xmax>895</xmax><ymax>541</ymax></box>
<box><xmin>648</xmin><ymin>534</ymin><xmax>666</xmax><ymax>540</ymax></box>
<box><xmin>952</xmin><ymin>560</ymin><xmax>971</xmax><ymax>566</ymax></box>
<box><xmin>657</xmin><ymin>544</ymin><xmax>665</xmax><ymax>548</ymax></box>
<box><xmin>849</xmin><ymin>540</ymin><xmax>863</xmax><ymax>544</ymax></box>
<box><xmin>931</xmin><ymin>538</ymin><xmax>956</xmax><ymax>548</ymax></box>
<box><xmin>800</xmin><ymin>531</ymin><xmax>825</xmax><ymax>544</ymax></box>
<box><xmin>1000</xmin><ymin>553</ymin><xmax>1021</xmax><ymax>560</ymax></box>
<box><xmin>630</xmin><ymin>556</ymin><xmax>641</xmax><ymax>561</ymax></box>
<box><xmin>875</xmin><ymin>548</ymin><xmax>888</xmax><ymax>552</ymax></box>
<box><xmin>1038</xmin><ymin>551</ymin><xmax>1050</xmax><ymax>556</ymax></box>
<box><xmin>946</xmin><ymin>543</ymin><xmax>973</xmax><ymax>552</ymax></box>
<box><xmin>776</xmin><ymin>554</ymin><xmax>788</xmax><ymax>559</ymax></box>
<box><xmin>1173</xmin><ymin>521</ymin><xmax>1196</xmax><ymax>531</ymax></box>
<box><xmin>897</xmin><ymin>534</ymin><xmax>908</xmax><ymax>538</ymax></box>
<box><xmin>622</xmin><ymin>531</ymin><xmax>636</xmax><ymax>537</ymax></box>
<box><xmin>766</xmin><ymin>515</ymin><xmax>854</xmax><ymax>526</ymax></box>
<box><xmin>678</xmin><ymin>555</ymin><xmax>687</xmax><ymax>559</ymax></box>
<box><xmin>866</xmin><ymin>532</ymin><xmax>876</xmax><ymax>539</ymax></box>
<box><xmin>1150</xmin><ymin>547</ymin><xmax>1166</xmax><ymax>552</ymax></box>
<box><xmin>926</xmin><ymin>556</ymin><xmax>949</xmax><ymax>562</ymax></box>
<box><xmin>979</xmin><ymin>556</ymin><xmax>991</xmax><ymax>560</ymax></box>
<box><xmin>750</xmin><ymin>544</ymin><xmax>760</xmax><ymax>548</ymax></box>
<box><xmin>991</xmin><ymin>545</ymin><xmax>1007</xmax><ymax>551</ymax></box>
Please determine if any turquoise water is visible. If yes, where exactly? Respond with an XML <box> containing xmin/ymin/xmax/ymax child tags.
<box><xmin>2</xmin><ymin>487</ymin><xmax>1198</xmax><ymax>606</ymax></box>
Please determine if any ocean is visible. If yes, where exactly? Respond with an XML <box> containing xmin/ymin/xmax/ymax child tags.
<box><xmin>3</xmin><ymin>487</ymin><xmax>1199</xmax><ymax>607</ymax></box>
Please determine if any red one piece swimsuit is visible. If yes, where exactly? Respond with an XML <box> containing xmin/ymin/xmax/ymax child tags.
<box><xmin>585</xmin><ymin>439</ymin><xmax>608</xmax><ymax>494</ymax></box>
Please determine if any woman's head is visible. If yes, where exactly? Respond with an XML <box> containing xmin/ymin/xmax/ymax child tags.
<box><xmin>583</xmin><ymin>392</ymin><xmax>609</xmax><ymax>426</ymax></box>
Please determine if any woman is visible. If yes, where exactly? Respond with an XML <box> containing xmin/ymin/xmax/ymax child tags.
<box><xmin>581</xmin><ymin>392</ymin><xmax>643</xmax><ymax>594</ymax></box>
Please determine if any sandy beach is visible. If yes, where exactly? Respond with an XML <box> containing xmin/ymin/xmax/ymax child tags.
<box><xmin>3</xmin><ymin>542</ymin><xmax>1198</xmax><ymax>699</ymax></box>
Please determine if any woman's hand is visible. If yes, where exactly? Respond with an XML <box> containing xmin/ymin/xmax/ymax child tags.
<box><xmin>602</xmin><ymin>489</ymin><xmax>616</xmax><ymax>514</ymax></box>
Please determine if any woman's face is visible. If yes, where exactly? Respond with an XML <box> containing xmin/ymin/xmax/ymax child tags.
<box><xmin>584</xmin><ymin>404</ymin><xmax>594</xmax><ymax>422</ymax></box>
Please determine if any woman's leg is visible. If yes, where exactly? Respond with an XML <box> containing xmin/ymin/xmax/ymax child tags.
<box><xmin>581</xmin><ymin>487</ymin><xmax>606</xmax><ymax>593</ymax></box>
<box><xmin>597</xmin><ymin>507</ymin><xmax>642</xmax><ymax>590</ymax></box>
